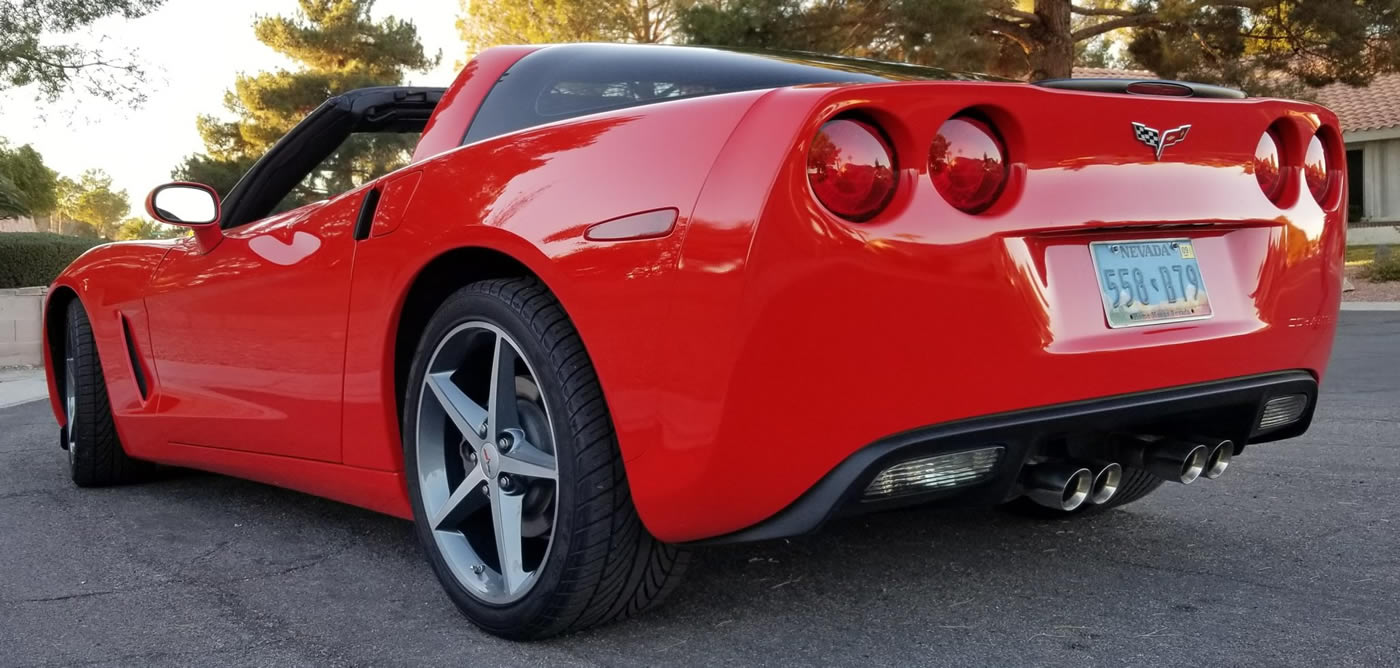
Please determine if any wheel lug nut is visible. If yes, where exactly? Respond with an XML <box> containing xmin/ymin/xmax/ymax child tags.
<box><xmin>498</xmin><ymin>474</ymin><xmax>512</xmax><ymax>491</ymax></box>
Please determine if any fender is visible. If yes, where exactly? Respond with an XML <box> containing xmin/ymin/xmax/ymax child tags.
<box><xmin>43</xmin><ymin>241</ymin><xmax>178</xmax><ymax>449</ymax></box>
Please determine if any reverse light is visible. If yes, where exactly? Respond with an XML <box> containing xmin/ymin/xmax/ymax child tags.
<box><xmin>1304</xmin><ymin>133</ymin><xmax>1331</xmax><ymax>204</ymax></box>
<box><xmin>807</xmin><ymin>118</ymin><xmax>897</xmax><ymax>220</ymax></box>
<box><xmin>1254</xmin><ymin>130</ymin><xmax>1284</xmax><ymax>203</ymax></box>
<box><xmin>930</xmin><ymin>117</ymin><xmax>1007</xmax><ymax>214</ymax></box>
<box><xmin>863</xmin><ymin>446</ymin><xmax>1003</xmax><ymax>500</ymax></box>
<box><xmin>1258</xmin><ymin>394</ymin><xmax>1308</xmax><ymax>431</ymax></box>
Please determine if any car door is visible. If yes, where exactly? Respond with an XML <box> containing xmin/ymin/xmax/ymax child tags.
<box><xmin>140</xmin><ymin>87</ymin><xmax>443</xmax><ymax>461</ymax></box>
<box><xmin>143</xmin><ymin>192</ymin><xmax>363</xmax><ymax>461</ymax></box>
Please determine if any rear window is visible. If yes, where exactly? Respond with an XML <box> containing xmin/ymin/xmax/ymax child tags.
<box><xmin>463</xmin><ymin>44</ymin><xmax>907</xmax><ymax>145</ymax></box>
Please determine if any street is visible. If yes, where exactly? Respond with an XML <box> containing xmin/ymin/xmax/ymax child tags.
<box><xmin>2</xmin><ymin>312</ymin><xmax>1397</xmax><ymax>667</ymax></box>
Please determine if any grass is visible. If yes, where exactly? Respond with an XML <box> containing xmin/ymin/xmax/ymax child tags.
<box><xmin>1346</xmin><ymin>245</ymin><xmax>1382</xmax><ymax>266</ymax></box>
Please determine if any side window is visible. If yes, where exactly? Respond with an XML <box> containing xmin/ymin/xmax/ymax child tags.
<box><xmin>537</xmin><ymin>81</ymin><xmax>724</xmax><ymax>118</ymax></box>
<box><xmin>273</xmin><ymin>131</ymin><xmax>417</xmax><ymax>214</ymax></box>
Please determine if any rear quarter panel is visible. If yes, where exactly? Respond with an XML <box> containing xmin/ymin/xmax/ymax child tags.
<box><xmin>339</xmin><ymin>89</ymin><xmax>768</xmax><ymax>473</ymax></box>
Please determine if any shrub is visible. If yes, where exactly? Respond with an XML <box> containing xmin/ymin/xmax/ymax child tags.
<box><xmin>0</xmin><ymin>232</ymin><xmax>103</xmax><ymax>289</ymax></box>
<box><xmin>1364</xmin><ymin>255</ymin><xmax>1400</xmax><ymax>283</ymax></box>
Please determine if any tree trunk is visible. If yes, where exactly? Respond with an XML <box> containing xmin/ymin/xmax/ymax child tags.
<box><xmin>1029</xmin><ymin>0</ymin><xmax>1074</xmax><ymax>80</ymax></box>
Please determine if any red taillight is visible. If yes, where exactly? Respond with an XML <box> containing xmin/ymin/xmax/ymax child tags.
<box><xmin>930</xmin><ymin>117</ymin><xmax>1007</xmax><ymax>214</ymax></box>
<box><xmin>807</xmin><ymin>119</ymin><xmax>897</xmax><ymax>220</ymax></box>
<box><xmin>1125</xmin><ymin>81</ymin><xmax>1193</xmax><ymax>97</ymax></box>
<box><xmin>1303</xmin><ymin>133</ymin><xmax>1330</xmax><ymax>203</ymax></box>
<box><xmin>1254</xmin><ymin>130</ymin><xmax>1284</xmax><ymax>202</ymax></box>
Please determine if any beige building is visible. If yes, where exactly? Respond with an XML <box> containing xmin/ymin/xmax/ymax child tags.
<box><xmin>1316</xmin><ymin>74</ymin><xmax>1400</xmax><ymax>243</ymax></box>
<box><xmin>0</xmin><ymin>215</ymin><xmax>40</xmax><ymax>233</ymax></box>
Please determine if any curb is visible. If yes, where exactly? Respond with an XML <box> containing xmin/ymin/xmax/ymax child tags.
<box><xmin>1340</xmin><ymin>302</ymin><xmax>1400</xmax><ymax>311</ymax></box>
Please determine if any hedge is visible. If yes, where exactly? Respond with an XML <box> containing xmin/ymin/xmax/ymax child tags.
<box><xmin>0</xmin><ymin>233</ymin><xmax>104</xmax><ymax>289</ymax></box>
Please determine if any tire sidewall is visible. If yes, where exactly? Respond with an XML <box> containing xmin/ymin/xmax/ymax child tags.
<box><xmin>65</xmin><ymin>300</ymin><xmax>93</xmax><ymax>481</ymax></box>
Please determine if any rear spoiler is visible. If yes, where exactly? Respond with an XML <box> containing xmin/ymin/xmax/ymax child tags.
<box><xmin>1035</xmin><ymin>78</ymin><xmax>1245</xmax><ymax>100</ymax></box>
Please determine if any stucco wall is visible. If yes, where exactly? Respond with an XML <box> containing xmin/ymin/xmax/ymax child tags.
<box><xmin>0</xmin><ymin>287</ymin><xmax>45</xmax><ymax>367</ymax></box>
<box><xmin>0</xmin><ymin>216</ymin><xmax>40</xmax><ymax>233</ymax></box>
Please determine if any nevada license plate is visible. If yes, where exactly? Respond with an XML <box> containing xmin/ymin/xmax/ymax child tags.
<box><xmin>1090</xmin><ymin>239</ymin><xmax>1213</xmax><ymax>328</ymax></box>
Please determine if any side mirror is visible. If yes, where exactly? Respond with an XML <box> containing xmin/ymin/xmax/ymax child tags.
<box><xmin>145</xmin><ymin>182</ymin><xmax>224</xmax><ymax>253</ymax></box>
<box><xmin>145</xmin><ymin>182</ymin><xmax>221</xmax><ymax>227</ymax></box>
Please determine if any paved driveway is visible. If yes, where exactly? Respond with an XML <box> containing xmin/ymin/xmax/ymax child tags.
<box><xmin>2</xmin><ymin>312</ymin><xmax>1397</xmax><ymax>667</ymax></box>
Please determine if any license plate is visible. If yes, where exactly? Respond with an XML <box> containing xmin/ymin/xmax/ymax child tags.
<box><xmin>1090</xmin><ymin>238</ymin><xmax>1213</xmax><ymax>328</ymax></box>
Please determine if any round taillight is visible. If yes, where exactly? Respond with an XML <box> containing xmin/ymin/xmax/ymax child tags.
<box><xmin>930</xmin><ymin>117</ymin><xmax>1007</xmax><ymax>213</ymax></box>
<box><xmin>1254</xmin><ymin>130</ymin><xmax>1283</xmax><ymax>202</ymax></box>
<box><xmin>1303</xmin><ymin>133</ymin><xmax>1330</xmax><ymax>203</ymax></box>
<box><xmin>807</xmin><ymin>119</ymin><xmax>897</xmax><ymax>220</ymax></box>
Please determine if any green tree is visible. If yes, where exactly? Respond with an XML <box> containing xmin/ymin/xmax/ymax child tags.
<box><xmin>0</xmin><ymin>175</ymin><xmax>27</xmax><ymax>218</ymax></box>
<box><xmin>55</xmin><ymin>170</ymin><xmax>129</xmax><ymax>239</ymax></box>
<box><xmin>114</xmin><ymin>216</ymin><xmax>183</xmax><ymax>240</ymax></box>
<box><xmin>458</xmin><ymin>0</ymin><xmax>680</xmax><ymax>53</ymax></box>
<box><xmin>680</xmin><ymin>0</ymin><xmax>1400</xmax><ymax>88</ymax></box>
<box><xmin>174</xmin><ymin>0</ymin><xmax>438</xmax><ymax>201</ymax></box>
<box><xmin>0</xmin><ymin>0</ymin><xmax>164</xmax><ymax>103</ymax></box>
<box><xmin>0</xmin><ymin>141</ymin><xmax>59</xmax><ymax>217</ymax></box>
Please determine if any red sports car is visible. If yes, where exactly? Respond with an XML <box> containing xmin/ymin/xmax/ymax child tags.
<box><xmin>43</xmin><ymin>44</ymin><xmax>1343</xmax><ymax>639</ymax></box>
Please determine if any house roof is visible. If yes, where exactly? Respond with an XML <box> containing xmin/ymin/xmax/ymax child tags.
<box><xmin>1070</xmin><ymin>66</ymin><xmax>1156</xmax><ymax>80</ymax></box>
<box><xmin>1314</xmin><ymin>73</ymin><xmax>1400</xmax><ymax>133</ymax></box>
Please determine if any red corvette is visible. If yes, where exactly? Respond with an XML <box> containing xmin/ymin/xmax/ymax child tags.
<box><xmin>43</xmin><ymin>44</ymin><xmax>1343</xmax><ymax>638</ymax></box>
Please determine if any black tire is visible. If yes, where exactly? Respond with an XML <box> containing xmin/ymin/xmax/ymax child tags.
<box><xmin>403</xmin><ymin>278</ymin><xmax>688</xmax><ymax>639</ymax></box>
<box><xmin>63</xmin><ymin>299</ymin><xmax>152</xmax><ymax>487</ymax></box>
<box><xmin>1001</xmin><ymin>466</ymin><xmax>1164</xmax><ymax>518</ymax></box>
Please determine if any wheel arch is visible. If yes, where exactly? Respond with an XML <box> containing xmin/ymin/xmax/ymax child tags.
<box><xmin>42</xmin><ymin>285</ymin><xmax>80</xmax><ymax>426</ymax></box>
<box><xmin>391</xmin><ymin>246</ymin><xmax>541</xmax><ymax>436</ymax></box>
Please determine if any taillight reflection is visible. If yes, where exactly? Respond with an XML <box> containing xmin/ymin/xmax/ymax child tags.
<box><xmin>1254</xmin><ymin>131</ymin><xmax>1283</xmax><ymax>202</ymax></box>
<box><xmin>1303</xmin><ymin>133</ymin><xmax>1330</xmax><ymax>203</ymax></box>
<box><xmin>930</xmin><ymin>117</ymin><xmax>1007</xmax><ymax>214</ymax></box>
<box><xmin>807</xmin><ymin>119</ymin><xmax>897</xmax><ymax>221</ymax></box>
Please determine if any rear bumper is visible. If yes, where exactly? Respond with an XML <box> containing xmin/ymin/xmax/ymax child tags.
<box><xmin>693</xmin><ymin>371</ymin><xmax>1316</xmax><ymax>545</ymax></box>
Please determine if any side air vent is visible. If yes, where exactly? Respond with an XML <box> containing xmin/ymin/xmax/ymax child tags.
<box><xmin>121</xmin><ymin>315</ymin><xmax>149</xmax><ymax>399</ymax></box>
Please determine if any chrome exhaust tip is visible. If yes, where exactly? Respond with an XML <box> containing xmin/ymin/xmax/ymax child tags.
<box><xmin>1117</xmin><ymin>436</ymin><xmax>1209</xmax><ymax>484</ymax></box>
<box><xmin>1023</xmin><ymin>464</ymin><xmax>1093</xmax><ymax>511</ymax></box>
<box><xmin>1147</xmin><ymin>440</ymin><xmax>1208</xmax><ymax>484</ymax></box>
<box><xmin>1202</xmin><ymin>438</ymin><xmax>1234</xmax><ymax>480</ymax></box>
<box><xmin>1089</xmin><ymin>462</ymin><xmax>1122</xmax><ymax>504</ymax></box>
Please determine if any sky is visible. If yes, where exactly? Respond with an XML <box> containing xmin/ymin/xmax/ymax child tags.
<box><xmin>0</xmin><ymin>0</ymin><xmax>463</xmax><ymax>216</ymax></box>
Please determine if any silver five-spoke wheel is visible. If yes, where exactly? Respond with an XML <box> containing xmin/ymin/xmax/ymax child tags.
<box><xmin>405</xmin><ymin>279</ymin><xmax>688</xmax><ymax>639</ymax></box>
<box><xmin>64</xmin><ymin>330</ymin><xmax>78</xmax><ymax>465</ymax></box>
<box><xmin>415</xmin><ymin>321</ymin><xmax>558</xmax><ymax>604</ymax></box>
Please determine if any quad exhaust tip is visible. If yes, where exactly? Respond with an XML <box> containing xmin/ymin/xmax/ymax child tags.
<box><xmin>1202</xmin><ymin>438</ymin><xmax>1234</xmax><ymax>480</ymax></box>
<box><xmin>1024</xmin><ymin>464</ymin><xmax>1093</xmax><ymax>512</ymax></box>
<box><xmin>1090</xmin><ymin>462</ymin><xmax>1122</xmax><ymax>505</ymax></box>
<box><xmin>1119</xmin><ymin>436</ymin><xmax>1209</xmax><ymax>484</ymax></box>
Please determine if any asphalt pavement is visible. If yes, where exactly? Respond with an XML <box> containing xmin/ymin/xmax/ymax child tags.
<box><xmin>2</xmin><ymin>312</ymin><xmax>1397</xmax><ymax>667</ymax></box>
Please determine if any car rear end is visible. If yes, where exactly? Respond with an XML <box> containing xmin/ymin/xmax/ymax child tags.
<box><xmin>649</xmin><ymin>80</ymin><xmax>1343</xmax><ymax>542</ymax></box>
